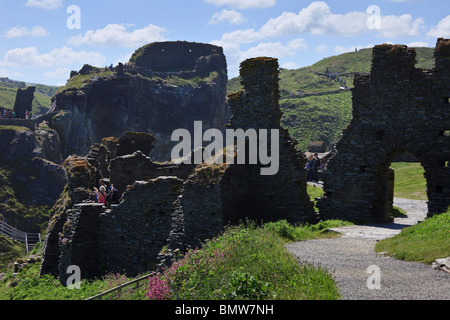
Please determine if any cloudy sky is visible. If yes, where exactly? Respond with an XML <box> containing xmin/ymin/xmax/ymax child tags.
<box><xmin>0</xmin><ymin>0</ymin><xmax>449</xmax><ymax>86</ymax></box>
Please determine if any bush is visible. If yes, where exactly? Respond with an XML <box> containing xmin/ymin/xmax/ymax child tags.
<box><xmin>145</xmin><ymin>223</ymin><xmax>340</xmax><ymax>300</ymax></box>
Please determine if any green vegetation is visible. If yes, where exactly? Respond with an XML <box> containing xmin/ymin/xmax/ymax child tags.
<box><xmin>281</xmin><ymin>92</ymin><xmax>353</xmax><ymax>151</ymax></box>
<box><xmin>307</xmin><ymin>184</ymin><xmax>325</xmax><ymax>212</ymax></box>
<box><xmin>307</xmin><ymin>184</ymin><xmax>324</xmax><ymax>200</ymax></box>
<box><xmin>0</xmin><ymin>235</ymin><xmax>26</xmax><ymax>273</ymax></box>
<box><xmin>375</xmin><ymin>209</ymin><xmax>450</xmax><ymax>264</ymax></box>
<box><xmin>0</xmin><ymin>79</ymin><xmax>58</xmax><ymax>115</ymax></box>
<box><xmin>392</xmin><ymin>206</ymin><xmax>407</xmax><ymax>218</ymax></box>
<box><xmin>151</xmin><ymin>71</ymin><xmax>221</xmax><ymax>87</ymax></box>
<box><xmin>390</xmin><ymin>162</ymin><xmax>427</xmax><ymax>200</ymax></box>
<box><xmin>0</xmin><ymin>220</ymin><xmax>349</xmax><ymax>300</ymax></box>
<box><xmin>0</xmin><ymin>161</ymin><xmax>53</xmax><ymax>233</ymax></box>
<box><xmin>264</xmin><ymin>219</ymin><xmax>352</xmax><ymax>243</ymax></box>
<box><xmin>0</xmin><ymin>263</ymin><xmax>119</xmax><ymax>300</ymax></box>
<box><xmin>0</xmin><ymin>125</ymin><xmax>31</xmax><ymax>132</ymax></box>
<box><xmin>55</xmin><ymin>71</ymin><xmax>116</xmax><ymax>95</ymax></box>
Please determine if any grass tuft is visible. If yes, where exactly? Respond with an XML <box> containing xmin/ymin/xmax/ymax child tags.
<box><xmin>375</xmin><ymin>209</ymin><xmax>450</xmax><ymax>264</ymax></box>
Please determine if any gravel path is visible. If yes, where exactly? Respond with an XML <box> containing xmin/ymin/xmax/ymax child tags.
<box><xmin>286</xmin><ymin>198</ymin><xmax>450</xmax><ymax>300</ymax></box>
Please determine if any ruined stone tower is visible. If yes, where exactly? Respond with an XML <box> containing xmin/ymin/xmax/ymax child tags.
<box><xmin>318</xmin><ymin>38</ymin><xmax>450</xmax><ymax>222</ymax></box>
<box><xmin>224</xmin><ymin>57</ymin><xmax>315</xmax><ymax>225</ymax></box>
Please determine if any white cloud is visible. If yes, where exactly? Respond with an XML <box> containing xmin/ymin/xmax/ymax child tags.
<box><xmin>315</xmin><ymin>45</ymin><xmax>328</xmax><ymax>53</ymax></box>
<box><xmin>0</xmin><ymin>68</ymin><xmax>23</xmax><ymax>79</ymax></box>
<box><xmin>67</xmin><ymin>24</ymin><xmax>167</xmax><ymax>48</ymax></box>
<box><xmin>2</xmin><ymin>46</ymin><xmax>105</xmax><ymax>67</ymax></box>
<box><xmin>426</xmin><ymin>15</ymin><xmax>450</xmax><ymax>38</ymax></box>
<box><xmin>257</xmin><ymin>2</ymin><xmax>369</xmax><ymax>38</ymax></box>
<box><xmin>334</xmin><ymin>44</ymin><xmax>373</xmax><ymax>54</ymax></box>
<box><xmin>216</xmin><ymin>1</ymin><xmax>426</xmax><ymax>45</ymax></box>
<box><xmin>43</xmin><ymin>67</ymin><xmax>69</xmax><ymax>78</ymax></box>
<box><xmin>209</xmin><ymin>9</ymin><xmax>246</xmax><ymax>25</ymax></box>
<box><xmin>203</xmin><ymin>0</ymin><xmax>275</xmax><ymax>10</ymax></box>
<box><xmin>212</xmin><ymin>37</ymin><xmax>307</xmax><ymax>77</ymax></box>
<box><xmin>377</xmin><ymin>14</ymin><xmax>424</xmax><ymax>38</ymax></box>
<box><xmin>4</xmin><ymin>26</ymin><xmax>49</xmax><ymax>38</ymax></box>
<box><xmin>219</xmin><ymin>28</ymin><xmax>261</xmax><ymax>44</ymax></box>
<box><xmin>407</xmin><ymin>41</ymin><xmax>431</xmax><ymax>47</ymax></box>
<box><xmin>25</xmin><ymin>0</ymin><xmax>64</xmax><ymax>10</ymax></box>
<box><xmin>281</xmin><ymin>62</ymin><xmax>299</xmax><ymax>70</ymax></box>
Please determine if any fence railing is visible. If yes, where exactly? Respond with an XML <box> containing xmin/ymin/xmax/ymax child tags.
<box><xmin>0</xmin><ymin>221</ymin><xmax>41</xmax><ymax>253</ymax></box>
<box><xmin>86</xmin><ymin>272</ymin><xmax>155</xmax><ymax>300</ymax></box>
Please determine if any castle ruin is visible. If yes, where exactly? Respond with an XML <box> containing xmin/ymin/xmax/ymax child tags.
<box><xmin>318</xmin><ymin>38</ymin><xmax>450</xmax><ymax>222</ymax></box>
<box><xmin>40</xmin><ymin>57</ymin><xmax>315</xmax><ymax>282</ymax></box>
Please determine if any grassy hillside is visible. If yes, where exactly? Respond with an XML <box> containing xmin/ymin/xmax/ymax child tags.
<box><xmin>390</xmin><ymin>162</ymin><xmax>427</xmax><ymax>200</ymax></box>
<box><xmin>0</xmin><ymin>79</ymin><xmax>58</xmax><ymax>115</ymax></box>
<box><xmin>375</xmin><ymin>208</ymin><xmax>450</xmax><ymax>264</ymax></box>
<box><xmin>228</xmin><ymin>47</ymin><xmax>435</xmax><ymax>152</ymax></box>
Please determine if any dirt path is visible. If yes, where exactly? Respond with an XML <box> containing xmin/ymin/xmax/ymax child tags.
<box><xmin>286</xmin><ymin>199</ymin><xmax>450</xmax><ymax>300</ymax></box>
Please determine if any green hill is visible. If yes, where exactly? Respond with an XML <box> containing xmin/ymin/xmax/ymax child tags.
<box><xmin>0</xmin><ymin>79</ymin><xmax>59</xmax><ymax>115</ymax></box>
<box><xmin>228</xmin><ymin>47</ymin><xmax>435</xmax><ymax>151</ymax></box>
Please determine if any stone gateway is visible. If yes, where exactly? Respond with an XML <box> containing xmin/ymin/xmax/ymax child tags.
<box><xmin>318</xmin><ymin>38</ymin><xmax>450</xmax><ymax>222</ymax></box>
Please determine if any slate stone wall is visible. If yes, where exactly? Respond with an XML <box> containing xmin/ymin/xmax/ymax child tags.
<box><xmin>99</xmin><ymin>177</ymin><xmax>183</xmax><ymax>276</ymax></box>
<box><xmin>318</xmin><ymin>39</ymin><xmax>450</xmax><ymax>221</ymax></box>
<box><xmin>226</xmin><ymin>57</ymin><xmax>315</xmax><ymax>225</ymax></box>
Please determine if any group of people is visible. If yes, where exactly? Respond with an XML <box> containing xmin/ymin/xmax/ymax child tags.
<box><xmin>93</xmin><ymin>179</ymin><xmax>120</xmax><ymax>207</ymax></box>
<box><xmin>1</xmin><ymin>109</ymin><xmax>15</xmax><ymax>119</ymax></box>
<box><xmin>0</xmin><ymin>109</ymin><xmax>33</xmax><ymax>119</ymax></box>
<box><xmin>326</xmin><ymin>70</ymin><xmax>348</xmax><ymax>89</ymax></box>
<box><xmin>305</xmin><ymin>153</ymin><xmax>327</xmax><ymax>183</ymax></box>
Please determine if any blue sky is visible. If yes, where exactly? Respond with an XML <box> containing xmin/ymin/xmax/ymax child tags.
<box><xmin>0</xmin><ymin>0</ymin><xmax>449</xmax><ymax>86</ymax></box>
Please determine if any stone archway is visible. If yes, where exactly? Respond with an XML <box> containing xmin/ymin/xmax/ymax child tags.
<box><xmin>370</xmin><ymin>148</ymin><xmax>425</xmax><ymax>222</ymax></box>
<box><xmin>317</xmin><ymin>39</ymin><xmax>450</xmax><ymax>222</ymax></box>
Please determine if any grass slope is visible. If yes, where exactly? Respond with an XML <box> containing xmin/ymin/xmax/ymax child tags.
<box><xmin>0</xmin><ymin>220</ymin><xmax>348</xmax><ymax>300</ymax></box>
<box><xmin>0</xmin><ymin>80</ymin><xmax>59</xmax><ymax>115</ymax></box>
<box><xmin>228</xmin><ymin>47</ymin><xmax>435</xmax><ymax>152</ymax></box>
<box><xmin>390</xmin><ymin>162</ymin><xmax>427</xmax><ymax>200</ymax></box>
<box><xmin>375</xmin><ymin>209</ymin><xmax>450</xmax><ymax>264</ymax></box>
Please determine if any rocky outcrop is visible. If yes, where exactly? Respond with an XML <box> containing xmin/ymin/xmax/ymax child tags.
<box><xmin>50</xmin><ymin>41</ymin><xmax>229</xmax><ymax>161</ymax></box>
<box><xmin>40</xmin><ymin>57</ymin><xmax>318</xmax><ymax>281</ymax></box>
<box><xmin>13</xmin><ymin>87</ymin><xmax>35</xmax><ymax>119</ymax></box>
<box><xmin>0</xmin><ymin>125</ymin><xmax>67</xmax><ymax>232</ymax></box>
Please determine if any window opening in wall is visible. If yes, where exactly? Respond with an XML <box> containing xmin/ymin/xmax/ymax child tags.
<box><xmin>443</xmin><ymin>97</ymin><xmax>450</xmax><ymax>104</ymax></box>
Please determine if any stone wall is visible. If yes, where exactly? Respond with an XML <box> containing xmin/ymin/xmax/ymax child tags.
<box><xmin>226</xmin><ymin>57</ymin><xmax>315</xmax><ymax>225</ymax></box>
<box><xmin>129</xmin><ymin>41</ymin><xmax>225</xmax><ymax>74</ymax></box>
<box><xmin>109</xmin><ymin>150</ymin><xmax>195</xmax><ymax>194</ymax></box>
<box><xmin>100</xmin><ymin>177</ymin><xmax>183</xmax><ymax>276</ymax></box>
<box><xmin>13</xmin><ymin>86</ymin><xmax>35</xmax><ymax>119</ymax></box>
<box><xmin>318</xmin><ymin>39</ymin><xmax>450</xmax><ymax>221</ymax></box>
<box><xmin>59</xmin><ymin>203</ymin><xmax>104</xmax><ymax>284</ymax></box>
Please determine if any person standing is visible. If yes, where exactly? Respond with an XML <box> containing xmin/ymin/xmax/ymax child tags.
<box><xmin>312</xmin><ymin>153</ymin><xmax>321</xmax><ymax>183</ymax></box>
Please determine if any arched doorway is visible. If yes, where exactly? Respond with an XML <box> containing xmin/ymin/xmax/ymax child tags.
<box><xmin>372</xmin><ymin>150</ymin><xmax>428</xmax><ymax>222</ymax></box>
